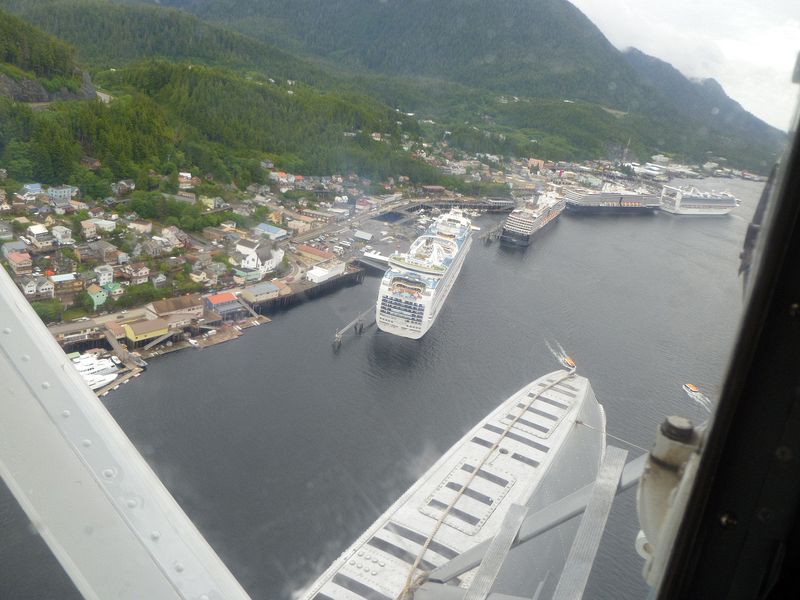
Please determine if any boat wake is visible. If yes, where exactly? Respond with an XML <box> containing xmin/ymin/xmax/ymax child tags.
<box><xmin>546</xmin><ymin>339</ymin><xmax>577</xmax><ymax>370</ymax></box>
<box><xmin>682</xmin><ymin>383</ymin><xmax>713</xmax><ymax>413</ymax></box>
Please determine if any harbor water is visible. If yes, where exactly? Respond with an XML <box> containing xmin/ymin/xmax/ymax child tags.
<box><xmin>1</xmin><ymin>177</ymin><xmax>764</xmax><ymax>599</ymax></box>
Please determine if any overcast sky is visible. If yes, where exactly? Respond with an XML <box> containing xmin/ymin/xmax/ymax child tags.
<box><xmin>568</xmin><ymin>0</ymin><xmax>799</xmax><ymax>131</ymax></box>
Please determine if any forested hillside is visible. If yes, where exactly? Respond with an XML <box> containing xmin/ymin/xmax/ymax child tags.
<box><xmin>114</xmin><ymin>0</ymin><xmax>784</xmax><ymax>170</ymax></box>
<box><xmin>97</xmin><ymin>61</ymin><xmax>435</xmax><ymax>179</ymax></box>
<box><xmin>0</xmin><ymin>1</ymin><xmax>786</xmax><ymax>176</ymax></box>
<box><xmin>119</xmin><ymin>0</ymin><xmax>663</xmax><ymax>111</ymax></box>
<box><xmin>0</xmin><ymin>0</ymin><xmax>332</xmax><ymax>87</ymax></box>
<box><xmin>0</xmin><ymin>8</ymin><xmax>93</xmax><ymax>100</ymax></box>
<box><xmin>0</xmin><ymin>13</ymin><xmax>74</xmax><ymax>79</ymax></box>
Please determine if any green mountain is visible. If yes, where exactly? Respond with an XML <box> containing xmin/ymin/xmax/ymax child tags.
<box><xmin>0</xmin><ymin>1</ymin><xmax>785</xmax><ymax>174</ymax></box>
<box><xmin>0</xmin><ymin>3</ymin><xmax>446</xmax><ymax>193</ymax></box>
<box><xmin>113</xmin><ymin>0</ymin><xmax>784</xmax><ymax>170</ymax></box>
<box><xmin>121</xmin><ymin>0</ymin><xmax>662</xmax><ymax>111</ymax></box>
<box><xmin>0</xmin><ymin>0</ymin><xmax>332</xmax><ymax>87</ymax></box>
<box><xmin>0</xmin><ymin>7</ymin><xmax>93</xmax><ymax>101</ymax></box>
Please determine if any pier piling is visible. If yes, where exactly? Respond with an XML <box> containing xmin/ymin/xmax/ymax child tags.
<box><xmin>333</xmin><ymin>306</ymin><xmax>375</xmax><ymax>348</ymax></box>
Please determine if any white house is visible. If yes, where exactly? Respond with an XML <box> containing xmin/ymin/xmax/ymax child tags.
<box><xmin>94</xmin><ymin>264</ymin><xmax>114</xmax><ymax>286</ymax></box>
<box><xmin>18</xmin><ymin>275</ymin><xmax>54</xmax><ymax>299</ymax></box>
<box><xmin>122</xmin><ymin>263</ymin><xmax>150</xmax><ymax>285</ymax></box>
<box><xmin>51</xmin><ymin>225</ymin><xmax>74</xmax><ymax>245</ymax></box>
<box><xmin>235</xmin><ymin>240</ymin><xmax>285</xmax><ymax>280</ymax></box>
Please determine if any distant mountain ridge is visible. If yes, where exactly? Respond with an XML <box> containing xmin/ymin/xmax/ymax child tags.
<box><xmin>623</xmin><ymin>47</ymin><xmax>785</xmax><ymax>148</ymax></box>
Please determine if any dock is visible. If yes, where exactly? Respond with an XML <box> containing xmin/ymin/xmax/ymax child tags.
<box><xmin>480</xmin><ymin>221</ymin><xmax>506</xmax><ymax>242</ymax></box>
<box><xmin>333</xmin><ymin>306</ymin><xmax>376</xmax><ymax>348</ymax></box>
<box><xmin>95</xmin><ymin>363</ymin><xmax>142</xmax><ymax>397</ymax></box>
<box><xmin>103</xmin><ymin>327</ymin><xmax>130</xmax><ymax>361</ymax></box>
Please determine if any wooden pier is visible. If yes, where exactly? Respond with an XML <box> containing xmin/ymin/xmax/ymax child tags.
<box><xmin>333</xmin><ymin>306</ymin><xmax>376</xmax><ymax>349</ymax></box>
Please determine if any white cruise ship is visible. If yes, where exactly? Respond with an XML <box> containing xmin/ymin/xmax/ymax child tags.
<box><xmin>563</xmin><ymin>184</ymin><xmax>659</xmax><ymax>212</ymax></box>
<box><xmin>500</xmin><ymin>191</ymin><xmax>566</xmax><ymax>246</ymax></box>
<box><xmin>660</xmin><ymin>185</ymin><xmax>739</xmax><ymax>215</ymax></box>
<box><xmin>376</xmin><ymin>209</ymin><xmax>472</xmax><ymax>339</ymax></box>
<box><xmin>300</xmin><ymin>368</ymin><xmax>606</xmax><ymax>599</ymax></box>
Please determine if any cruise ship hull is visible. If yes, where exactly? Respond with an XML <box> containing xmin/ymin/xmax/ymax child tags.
<box><xmin>659</xmin><ymin>185</ymin><xmax>737</xmax><ymax>215</ymax></box>
<box><xmin>499</xmin><ymin>230</ymin><xmax>532</xmax><ymax>246</ymax></box>
<box><xmin>376</xmin><ymin>236</ymin><xmax>472</xmax><ymax>339</ymax></box>
<box><xmin>565</xmin><ymin>202</ymin><xmax>656</xmax><ymax>213</ymax></box>
<box><xmin>376</xmin><ymin>210</ymin><xmax>473</xmax><ymax>339</ymax></box>
<box><xmin>300</xmin><ymin>370</ymin><xmax>606</xmax><ymax>599</ymax></box>
<box><xmin>499</xmin><ymin>196</ymin><xmax>564</xmax><ymax>247</ymax></box>
<box><xmin>660</xmin><ymin>205</ymin><xmax>734</xmax><ymax>215</ymax></box>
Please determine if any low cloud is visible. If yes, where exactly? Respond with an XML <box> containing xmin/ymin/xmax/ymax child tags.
<box><xmin>569</xmin><ymin>0</ymin><xmax>799</xmax><ymax>129</ymax></box>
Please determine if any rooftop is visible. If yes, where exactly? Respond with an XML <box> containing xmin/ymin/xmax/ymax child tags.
<box><xmin>206</xmin><ymin>292</ymin><xmax>237</xmax><ymax>305</ymax></box>
<box><xmin>245</xmin><ymin>282</ymin><xmax>279</xmax><ymax>296</ymax></box>
<box><xmin>297</xmin><ymin>244</ymin><xmax>334</xmax><ymax>259</ymax></box>
<box><xmin>151</xmin><ymin>294</ymin><xmax>203</xmax><ymax>314</ymax></box>
<box><xmin>126</xmin><ymin>318</ymin><xmax>168</xmax><ymax>336</ymax></box>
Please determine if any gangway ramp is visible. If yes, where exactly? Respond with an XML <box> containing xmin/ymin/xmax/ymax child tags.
<box><xmin>333</xmin><ymin>306</ymin><xmax>376</xmax><ymax>348</ymax></box>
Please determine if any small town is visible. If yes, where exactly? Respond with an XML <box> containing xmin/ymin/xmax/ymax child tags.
<box><xmin>0</xmin><ymin>144</ymin><xmax>761</xmax><ymax>395</ymax></box>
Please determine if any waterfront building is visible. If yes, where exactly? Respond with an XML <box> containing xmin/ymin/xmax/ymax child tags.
<box><xmin>204</xmin><ymin>292</ymin><xmax>242</xmax><ymax>320</ymax></box>
<box><xmin>306</xmin><ymin>260</ymin><xmax>346</xmax><ymax>283</ymax></box>
<box><xmin>231</xmin><ymin>267</ymin><xmax>263</xmax><ymax>285</ymax></box>
<box><xmin>147</xmin><ymin>294</ymin><xmax>204</xmax><ymax>328</ymax></box>
<box><xmin>123</xmin><ymin>318</ymin><xmax>170</xmax><ymax>347</ymax></box>
<box><xmin>240</xmin><ymin>281</ymin><xmax>280</xmax><ymax>304</ymax></box>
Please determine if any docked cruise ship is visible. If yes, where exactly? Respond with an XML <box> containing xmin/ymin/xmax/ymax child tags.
<box><xmin>300</xmin><ymin>367</ymin><xmax>606</xmax><ymax>599</ymax></box>
<box><xmin>563</xmin><ymin>184</ymin><xmax>659</xmax><ymax>212</ymax></box>
<box><xmin>500</xmin><ymin>191</ymin><xmax>566</xmax><ymax>246</ymax></box>
<box><xmin>376</xmin><ymin>209</ymin><xmax>472</xmax><ymax>339</ymax></box>
<box><xmin>660</xmin><ymin>185</ymin><xmax>739</xmax><ymax>215</ymax></box>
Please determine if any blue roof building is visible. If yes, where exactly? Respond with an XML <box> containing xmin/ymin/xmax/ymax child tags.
<box><xmin>253</xmin><ymin>223</ymin><xmax>289</xmax><ymax>241</ymax></box>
